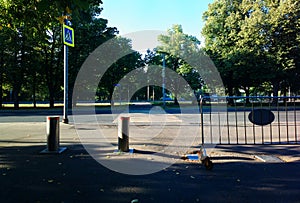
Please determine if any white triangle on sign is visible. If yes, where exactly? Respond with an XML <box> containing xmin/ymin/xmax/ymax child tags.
<box><xmin>65</xmin><ymin>30</ymin><xmax>72</xmax><ymax>42</ymax></box>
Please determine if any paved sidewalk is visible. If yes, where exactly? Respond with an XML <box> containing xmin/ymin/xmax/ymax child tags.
<box><xmin>0</xmin><ymin>120</ymin><xmax>300</xmax><ymax>202</ymax></box>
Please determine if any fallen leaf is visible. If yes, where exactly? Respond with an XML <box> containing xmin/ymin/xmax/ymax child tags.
<box><xmin>190</xmin><ymin>176</ymin><xmax>195</xmax><ymax>179</ymax></box>
<box><xmin>48</xmin><ymin>179</ymin><xmax>54</xmax><ymax>183</ymax></box>
<box><xmin>131</xmin><ymin>199</ymin><xmax>139</xmax><ymax>203</ymax></box>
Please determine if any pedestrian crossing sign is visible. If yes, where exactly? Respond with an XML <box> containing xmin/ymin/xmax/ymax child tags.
<box><xmin>63</xmin><ymin>24</ymin><xmax>74</xmax><ymax>47</ymax></box>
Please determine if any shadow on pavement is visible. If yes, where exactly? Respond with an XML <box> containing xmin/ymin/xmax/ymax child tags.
<box><xmin>0</xmin><ymin>143</ymin><xmax>300</xmax><ymax>202</ymax></box>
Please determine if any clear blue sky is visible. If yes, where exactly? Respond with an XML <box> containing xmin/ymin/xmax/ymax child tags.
<box><xmin>101</xmin><ymin>0</ymin><xmax>214</xmax><ymax>41</ymax></box>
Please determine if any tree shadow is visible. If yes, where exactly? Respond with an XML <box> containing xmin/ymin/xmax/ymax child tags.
<box><xmin>0</xmin><ymin>143</ymin><xmax>300</xmax><ymax>202</ymax></box>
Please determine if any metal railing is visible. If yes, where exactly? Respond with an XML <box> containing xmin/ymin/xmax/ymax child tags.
<box><xmin>200</xmin><ymin>96</ymin><xmax>300</xmax><ymax>145</ymax></box>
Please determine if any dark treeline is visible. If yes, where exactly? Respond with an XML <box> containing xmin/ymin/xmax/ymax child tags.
<box><xmin>0</xmin><ymin>0</ymin><xmax>120</xmax><ymax>108</ymax></box>
<box><xmin>0</xmin><ymin>0</ymin><xmax>299</xmax><ymax>108</ymax></box>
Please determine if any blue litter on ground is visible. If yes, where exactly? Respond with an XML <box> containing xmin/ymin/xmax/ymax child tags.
<box><xmin>186</xmin><ymin>154</ymin><xmax>199</xmax><ymax>161</ymax></box>
<box><xmin>40</xmin><ymin>147</ymin><xmax>67</xmax><ymax>154</ymax></box>
<box><xmin>114</xmin><ymin>148</ymin><xmax>135</xmax><ymax>154</ymax></box>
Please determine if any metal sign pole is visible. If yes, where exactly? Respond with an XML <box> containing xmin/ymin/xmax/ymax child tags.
<box><xmin>61</xmin><ymin>17</ymin><xmax>73</xmax><ymax>124</ymax></box>
<box><xmin>62</xmin><ymin>44</ymin><xmax>69</xmax><ymax>124</ymax></box>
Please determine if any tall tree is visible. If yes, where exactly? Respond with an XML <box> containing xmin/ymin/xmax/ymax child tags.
<box><xmin>0</xmin><ymin>0</ymin><xmax>118</xmax><ymax>108</ymax></box>
<box><xmin>156</xmin><ymin>24</ymin><xmax>202</xmax><ymax>104</ymax></box>
<box><xmin>98</xmin><ymin>37</ymin><xmax>144</xmax><ymax>105</ymax></box>
<box><xmin>202</xmin><ymin>0</ymin><xmax>300</xmax><ymax>98</ymax></box>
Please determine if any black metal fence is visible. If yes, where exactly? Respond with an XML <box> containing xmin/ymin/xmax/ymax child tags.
<box><xmin>200</xmin><ymin>96</ymin><xmax>300</xmax><ymax>145</ymax></box>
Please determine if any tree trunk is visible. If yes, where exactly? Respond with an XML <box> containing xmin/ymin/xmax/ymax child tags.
<box><xmin>32</xmin><ymin>73</ymin><xmax>37</xmax><ymax>108</ymax></box>
<box><xmin>49</xmin><ymin>92</ymin><xmax>55</xmax><ymax>108</ymax></box>
<box><xmin>13</xmin><ymin>87</ymin><xmax>20</xmax><ymax>109</ymax></box>
<box><xmin>33</xmin><ymin>88</ymin><xmax>36</xmax><ymax>108</ymax></box>
<box><xmin>46</xmin><ymin>65</ymin><xmax>55</xmax><ymax>108</ymax></box>
<box><xmin>245</xmin><ymin>87</ymin><xmax>250</xmax><ymax>105</ymax></box>
<box><xmin>109</xmin><ymin>88</ymin><xmax>114</xmax><ymax>106</ymax></box>
<box><xmin>272</xmin><ymin>81</ymin><xmax>280</xmax><ymax>106</ymax></box>
<box><xmin>282</xmin><ymin>82</ymin><xmax>288</xmax><ymax>104</ymax></box>
<box><xmin>227</xmin><ymin>85</ymin><xmax>234</xmax><ymax>106</ymax></box>
<box><xmin>68</xmin><ymin>86</ymin><xmax>73</xmax><ymax>109</ymax></box>
<box><xmin>174</xmin><ymin>96</ymin><xmax>179</xmax><ymax>105</ymax></box>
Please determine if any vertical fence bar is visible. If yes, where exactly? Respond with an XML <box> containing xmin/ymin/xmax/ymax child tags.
<box><xmin>243</xmin><ymin>101</ymin><xmax>247</xmax><ymax>144</ymax></box>
<box><xmin>227</xmin><ymin>105</ymin><xmax>230</xmax><ymax>144</ymax></box>
<box><xmin>277</xmin><ymin>99</ymin><xmax>281</xmax><ymax>144</ymax></box>
<box><xmin>252</xmin><ymin>103</ymin><xmax>256</xmax><ymax>144</ymax></box>
<box><xmin>209</xmin><ymin>103</ymin><xmax>213</xmax><ymax>144</ymax></box>
<box><xmin>269</xmin><ymin>98</ymin><xmax>273</xmax><ymax>144</ymax></box>
<box><xmin>261</xmin><ymin>100</ymin><xmax>264</xmax><ymax>144</ymax></box>
<box><xmin>200</xmin><ymin>99</ymin><xmax>204</xmax><ymax>145</ymax></box>
<box><xmin>285</xmin><ymin>98</ymin><xmax>289</xmax><ymax>143</ymax></box>
<box><xmin>218</xmin><ymin>98</ymin><xmax>221</xmax><ymax>144</ymax></box>
<box><xmin>294</xmin><ymin>97</ymin><xmax>297</xmax><ymax>143</ymax></box>
<box><xmin>235</xmin><ymin>101</ymin><xmax>239</xmax><ymax>144</ymax></box>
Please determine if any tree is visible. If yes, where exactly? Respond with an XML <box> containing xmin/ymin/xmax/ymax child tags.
<box><xmin>98</xmin><ymin>37</ymin><xmax>144</xmax><ymax>105</ymax></box>
<box><xmin>0</xmin><ymin>0</ymin><xmax>118</xmax><ymax>108</ymax></box>
<box><xmin>202</xmin><ymin>0</ymin><xmax>300</xmax><ymax>99</ymax></box>
<box><xmin>264</xmin><ymin>0</ymin><xmax>300</xmax><ymax>95</ymax></box>
<box><xmin>67</xmin><ymin>5</ymin><xmax>118</xmax><ymax>107</ymax></box>
<box><xmin>156</xmin><ymin>24</ymin><xmax>203</xmax><ymax>104</ymax></box>
<box><xmin>0</xmin><ymin>0</ymin><xmax>40</xmax><ymax>108</ymax></box>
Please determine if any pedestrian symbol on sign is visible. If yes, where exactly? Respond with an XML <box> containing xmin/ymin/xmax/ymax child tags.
<box><xmin>63</xmin><ymin>24</ymin><xmax>74</xmax><ymax>47</ymax></box>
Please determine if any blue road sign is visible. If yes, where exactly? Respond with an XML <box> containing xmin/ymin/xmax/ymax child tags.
<box><xmin>63</xmin><ymin>24</ymin><xmax>74</xmax><ymax>47</ymax></box>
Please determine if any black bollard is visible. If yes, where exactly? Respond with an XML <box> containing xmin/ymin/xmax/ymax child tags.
<box><xmin>40</xmin><ymin>116</ymin><xmax>67</xmax><ymax>154</ymax></box>
<box><xmin>118</xmin><ymin>116</ymin><xmax>130</xmax><ymax>152</ymax></box>
<box><xmin>47</xmin><ymin>116</ymin><xmax>60</xmax><ymax>151</ymax></box>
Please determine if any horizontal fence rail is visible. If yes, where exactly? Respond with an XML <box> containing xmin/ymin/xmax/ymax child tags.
<box><xmin>200</xmin><ymin>96</ymin><xmax>300</xmax><ymax>145</ymax></box>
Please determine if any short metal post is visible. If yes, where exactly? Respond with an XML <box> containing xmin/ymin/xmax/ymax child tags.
<box><xmin>47</xmin><ymin>116</ymin><xmax>60</xmax><ymax>151</ymax></box>
<box><xmin>40</xmin><ymin>116</ymin><xmax>67</xmax><ymax>154</ymax></box>
<box><xmin>118</xmin><ymin>117</ymin><xmax>130</xmax><ymax>152</ymax></box>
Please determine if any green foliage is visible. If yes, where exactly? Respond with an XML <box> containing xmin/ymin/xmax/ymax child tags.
<box><xmin>202</xmin><ymin>0</ymin><xmax>300</xmax><ymax>96</ymax></box>
<box><xmin>0</xmin><ymin>0</ymin><xmax>120</xmax><ymax>108</ymax></box>
<box><xmin>98</xmin><ymin>36</ymin><xmax>144</xmax><ymax>103</ymax></box>
<box><xmin>156</xmin><ymin>25</ymin><xmax>203</xmax><ymax>104</ymax></box>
